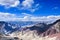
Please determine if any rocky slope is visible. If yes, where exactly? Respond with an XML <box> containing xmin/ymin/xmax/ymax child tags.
<box><xmin>9</xmin><ymin>19</ymin><xmax>60</xmax><ymax>40</ymax></box>
<box><xmin>0</xmin><ymin>19</ymin><xmax>60</xmax><ymax>40</ymax></box>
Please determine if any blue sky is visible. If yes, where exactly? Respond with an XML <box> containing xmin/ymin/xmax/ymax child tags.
<box><xmin>0</xmin><ymin>0</ymin><xmax>60</xmax><ymax>21</ymax></box>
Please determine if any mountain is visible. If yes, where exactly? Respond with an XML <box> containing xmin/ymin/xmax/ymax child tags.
<box><xmin>22</xmin><ymin>23</ymin><xmax>48</xmax><ymax>35</ymax></box>
<box><xmin>0</xmin><ymin>21</ymin><xmax>39</xmax><ymax>35</ymax></box>
<box><xmin>21</xmin><ymin>19</ymin><xmax>60</xmax><ymax>36</ymax></box>
<box><xmin>0</xmin><ymin>21</ymin><xmax>21</xmax><ymax>35</ymax></box>
<box><xmin>42</xmin><ymin>19</ymin><xmax>60</xmax><ymax>36</ymax></box>
<box><xmin>0</xmin><ymin>19</ymin><xmax>60</xmax><ymax>40</ymax></box>
<box><xmin>9</xmin><ymin>19</ymin><xmax>60</xmax><ymax>40</ymax></box>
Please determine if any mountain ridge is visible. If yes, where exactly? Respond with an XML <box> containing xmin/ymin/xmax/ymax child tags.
<box><xmin>19</xmin><ymin>19</ymin><xmax>60</xmax><ymax>37</ymax></box>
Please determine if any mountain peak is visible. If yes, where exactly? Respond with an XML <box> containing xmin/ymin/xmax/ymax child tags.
<box><xmin>53</xmin><ymin>19</ymin><xmax>60</xmax><ymax>24</ymax></box>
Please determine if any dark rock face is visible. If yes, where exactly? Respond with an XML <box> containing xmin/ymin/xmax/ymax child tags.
<box><xmin>22</xmin><ymin>19</ymin><xmax>60</xmax><ymax>37</ymax></box>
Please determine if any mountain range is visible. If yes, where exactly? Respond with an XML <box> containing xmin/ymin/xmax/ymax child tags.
<box><xmin>0</xmin><ymin>19</ymin><xmax>60</xmax><ymax>40</ymax></box>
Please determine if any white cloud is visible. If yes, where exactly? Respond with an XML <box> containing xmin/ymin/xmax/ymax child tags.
<box><xmin>22</xmin><ymin>15</ymin><xmax>60</xmax><ymax>21</ymax></box>
<box><xmin>0</xmin><ymin>12</ymin><xmax>20</xmax><ymax>21</ymax></box>
<box><xmin>22</xmin><ymin>13</ymin><xmax>32</xmax><ymax>16</ymax></box>
<box><xmin>0</xmin><ymin>0</ymin><xmax>40</xmax><ymax>12</ymax></box>
<box><xmin>26</xmin><ymin>4</ymin><xmax>40</xmax><ymax>13</ymax></box>
<box><xmin>0</xmin><ymin>12</ymin><xmax>60</xmax><ymax>22</ymax></box>
<box><xmin>22</xmin><ymin>0</ymin><xmax>34</xmax><ymax>8</ymax></box>
<box><xmin>31</xmin><ymin>15</ymin><xmax>60</xmax><ymax>21</ymax></box>
<box><xmin>20</xmin><ymin>15</ymin><xmax>60</xmax><ymax>21</ymax></box>
<box><xmin>19</xmin><ymin>0</ymin><xmax>40</xmax><ymax>12</ymax></box>
<box><xmin>0</xmin><ymin>0</ymin><xmax>20</xmax><ymax>7</ymax></box>
<box><xmin>0</xmin><ymin>12</ymin><xmax>16</xmax><ymax>17</ymax></box>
